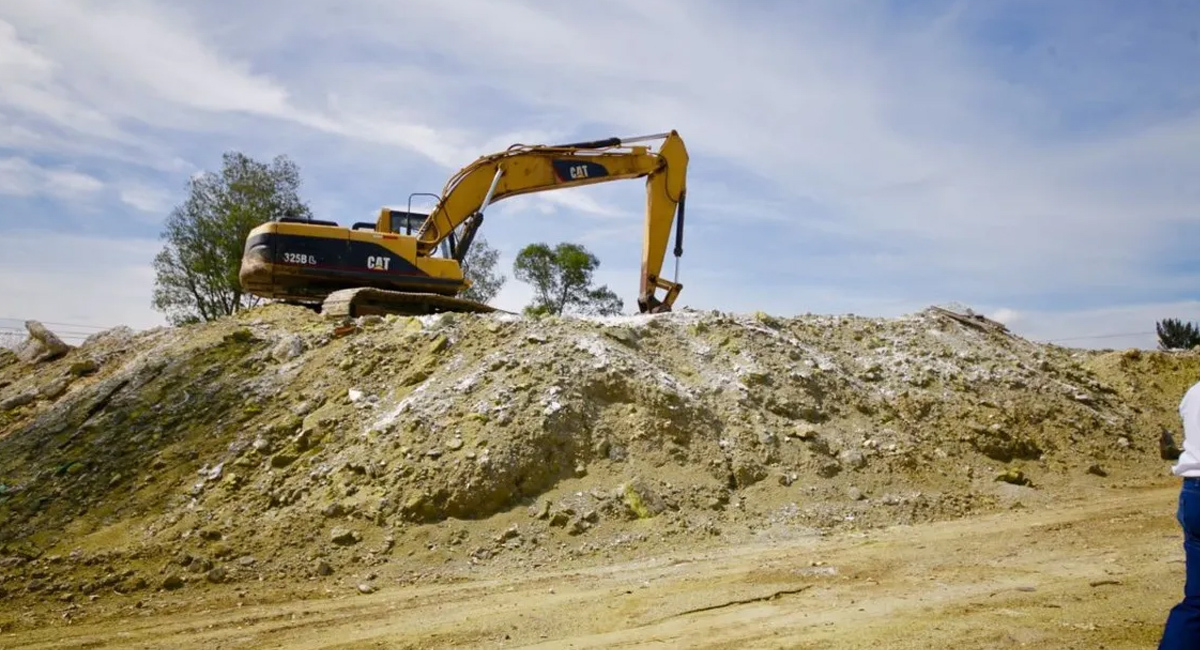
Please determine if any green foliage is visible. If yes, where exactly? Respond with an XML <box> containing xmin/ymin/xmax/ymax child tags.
<box><xmin>152</xmin><ymin>152</ymin><xmax>312</xmax><ymax>326</ymax></box>
<box><xmin>512</xmin><ymin>242</ymin><xmax>623</xmax><ymax>316</ymax></box>
<box><xmin>1156</xmin><ymin>318</ymin><xmax>1200</xmax><ymax>350</ymax></box>
<box><xmin>459</xmin><ymin>235</ymin><xmax>506</xmax><ymax>304</ymax></box>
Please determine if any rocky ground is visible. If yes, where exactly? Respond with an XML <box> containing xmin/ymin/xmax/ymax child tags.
<box><xmin>0</xmin><ymin>303</ymin><xmax>1194</xmax><ymax>637</ymax></box>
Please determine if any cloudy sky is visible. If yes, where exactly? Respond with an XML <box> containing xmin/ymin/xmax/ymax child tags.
<box><xmin>1</xmin><ymin>0</ymin><xmax>1198</xmax><ymax>349</ymax></box>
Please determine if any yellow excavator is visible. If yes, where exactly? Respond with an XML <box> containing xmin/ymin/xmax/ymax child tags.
<box><xmin>238</xmin><ymin>130</ymin><xmax>688</xmax><ymax>318</ymax></box>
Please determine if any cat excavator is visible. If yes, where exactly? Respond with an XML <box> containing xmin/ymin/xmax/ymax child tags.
<box><xmin>238</xmin><ymin>130</ymin><xmax>689</xmax><ymax>318</ymax></box>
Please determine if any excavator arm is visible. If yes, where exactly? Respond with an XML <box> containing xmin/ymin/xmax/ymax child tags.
<box><xmin>387</xmin><ymin>130</ymin><xmax>689</xmax><ymax>313</ymax></box>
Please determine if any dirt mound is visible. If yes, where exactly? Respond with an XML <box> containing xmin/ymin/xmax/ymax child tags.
<box><xmin>0</xmin><ymin>304</ymin><xmax>1193</xmax><ymax>626</ymax></box>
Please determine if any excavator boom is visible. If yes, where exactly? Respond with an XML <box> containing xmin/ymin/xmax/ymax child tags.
<box><xmin>400</xmin><ymin>130</ymin><xmax>689</xmax><ymax>312</ymax></box>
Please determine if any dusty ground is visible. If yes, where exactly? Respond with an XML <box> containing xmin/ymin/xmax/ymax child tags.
<box><xmin>3</xmin><ymin>478</ymin><xmax>1185</xmax><ymax>649</ymax></box>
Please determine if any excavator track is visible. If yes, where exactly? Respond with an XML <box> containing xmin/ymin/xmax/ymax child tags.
<box><xmin>320</xmin><ymin>287</ymin><xmax>502</xmax><ymax>319</ymax></box>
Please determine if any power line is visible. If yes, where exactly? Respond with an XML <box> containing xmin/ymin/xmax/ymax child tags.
<box><xmin>0</xmin><ymin>327</ymin><xmax>95</xmax><ymax>341</ymax></box>
<box><xmin>0</xmin><ymin>326</ymin><xmax>99</xmax><ymax>336</ymax></box>
<box><xmin>0</xmin><ymin>317</ymin><xmax>111</xmax><ymax>331</ymax></box>
<box><xmin>0</xmin><ymin>326</ymin><xmax>98</xmax><ymax>335</ymax></box>
<box><xmin>1042</xmin><ymin>331</ymin><xmax>1155</xmax><ymax>343</ymax></box>
<box><xmin>0</xmin><ymin>328</ymin><xmax>92</xmax><ymax>338</ymax></box>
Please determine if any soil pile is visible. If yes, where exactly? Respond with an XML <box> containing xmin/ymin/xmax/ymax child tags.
<box><xmin>0</xmin><ymin>304</ymin><xmax>1193</xmax><ymax>626</ymax></box>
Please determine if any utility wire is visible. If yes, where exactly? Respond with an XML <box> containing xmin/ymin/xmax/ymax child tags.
<box><xmin>1042</xmin><ymin>331</ymin><xmax>1156</xmax><ymax>343</ymax></box>
<box><xmin>0</xmin><ymin>317</ymin><xmax>111</xmax><ymax>331</ymax></box>
<box><xmin>0</xmin><ymin>327</ymin><xmax>95</xmax><ymax>340</ymax></box>
<box><xmin>0</xmin><ymin>327</ymin><xmax>94</xmax><ymax>334</ymax></box>
<box><xmin>0</xmin><ymin>326</ymin><xmax>102</xmax><ymax>335</ymax></box>
<box><xmin>0</xmin><ymin>326</ymin><xmax>101</xmax><ymax>335</ymax></box>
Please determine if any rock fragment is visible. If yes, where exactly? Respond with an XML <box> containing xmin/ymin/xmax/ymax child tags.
<box><xmin>330</xmin><ymin>528</ymin><xmax>361</xmax><ymax>545</ymax></box>
<box><xmin>838</xmin><ymin>449</ymin><xmax>866</xmax><ymax>470</ymax></box>
<box><xmin>37</xmin><ymin>378</ymin><xmax>69</xmax><ymax>400</ymax></box>
<box><xmin>271</xmin><ymin>335</ymin><xmax>305</xmax><ymax>362</ymax></box>
<box><xmin>428</xmin><ymin>335</ymin><xmax>450</xmax><ymax>354</ymax></box>
<box><xmin>620</xmin><ymin>479</ymin><xmax>666</xmax><ymax>519</ymax></box>
<box><xmin>68</xmin><ymin>358</ymin><xmax>98</xmax><ymax>376</ymax></box>
<box><xmin>14</xmin><ymin>321</ymin><xmax>71</xmax><ymax>364</ymax></box>
<box><xmin>0</xmin><ymin>391</ymin><xmax>36</xmax><ymax>411</ymax></box>
<box><xmin>995</xmin><ymin>467</ymin><xmax>1031</xmax><ymax>486</ymax></box>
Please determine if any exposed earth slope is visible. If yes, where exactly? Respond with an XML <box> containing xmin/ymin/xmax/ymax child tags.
<box><xmin>0</xmin><ymin>304</ymin><xmax>1194</xmax><ymax>636</ymax></box>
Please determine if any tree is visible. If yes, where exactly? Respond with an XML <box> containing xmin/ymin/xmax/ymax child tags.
<box><xmin>512</xmin><ymin>242</ymin><xmax>623</xmax><ymax>316</ymax></box>
<box><xmin>459</xmin><ymin>235</ymin><xmax>506</xmax><ymax>304</ymax></box>
<box><xmin>1156</xmin><ymin>318</ymin><xmax>1200</xmax><ymax>350</ymax></box>
<box><xmin>152</xmin><ymin>152</ymin><xmax>312</xmax><ymax>325</ymax></box>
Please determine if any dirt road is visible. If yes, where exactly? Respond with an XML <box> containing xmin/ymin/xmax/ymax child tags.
<box><xmin>3</xmin><ymin>481</ymin><xmax>1186</xmax><ymax>649</ymax></box>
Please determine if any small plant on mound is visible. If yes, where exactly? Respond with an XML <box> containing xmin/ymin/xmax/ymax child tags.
<box><xmin>1156</xmin><ymin>318</ymin><xmax>1200</xmax><ymax>350</ymax></box>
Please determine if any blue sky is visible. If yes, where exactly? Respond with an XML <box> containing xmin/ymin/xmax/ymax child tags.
<box><xmin>1</xmin><ymin>0</ymin><xmax>1199</xmax><ymax>349</ymax></box>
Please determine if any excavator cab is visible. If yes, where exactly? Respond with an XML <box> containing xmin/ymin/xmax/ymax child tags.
<box><xmin>380</xmin><ymin>209</ymin><xmax>423</xmax><ymax>235</ymax></box>
<box><xmin>379</xmin><ymin>208</ymin><xmax>456</xmax><ymax>259</ymax></box>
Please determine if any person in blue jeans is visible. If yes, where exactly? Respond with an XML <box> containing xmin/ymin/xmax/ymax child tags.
<box><xmin>1160</xmin><ymin>379</ymin><xmax>1200</xmax><ymax>649</ymax></box>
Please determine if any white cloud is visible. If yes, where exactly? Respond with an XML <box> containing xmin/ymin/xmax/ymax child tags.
<box><xmin>0</xmin><ymin>18</ymin><xmax>128</xmax><ymax>142</ymax></box>
<box><xmin>0</xmin><ymin>1</ymin><xmax>582</xmax><ymax>174</ymax></box>
<box><xmin>118</xmin><ymin>184</ymin><xmax>173</xmax><ymax>215</ymax></box>
<box><xmin>0</xmin><ymin>157</ymin><xmax>103</xmax><ymax>198</ymax></box>
<box><xmin>490</xmin><ymin>274</ymin><xmax>533</xmax><ymax>316</ymax></box>
<box><xmin>536</xmin><ymin>188</ymin><xmax>630</xmax><ymax>220</ymax></box>
<box><xmin>990</xmin><ymin>308</ymin><xmax>1022</xmax><ymax>327</ymax></box>
<box><xmin>0</xmin><ymin>1</ymin><xmax>287</xmax><ymax>118</ymax></box>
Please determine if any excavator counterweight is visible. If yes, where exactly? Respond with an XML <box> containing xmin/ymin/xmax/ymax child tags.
<box><xmin>239</xmin><ymin>130</ymin><xmax>689</xmax><ymax>318</ymax></box>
